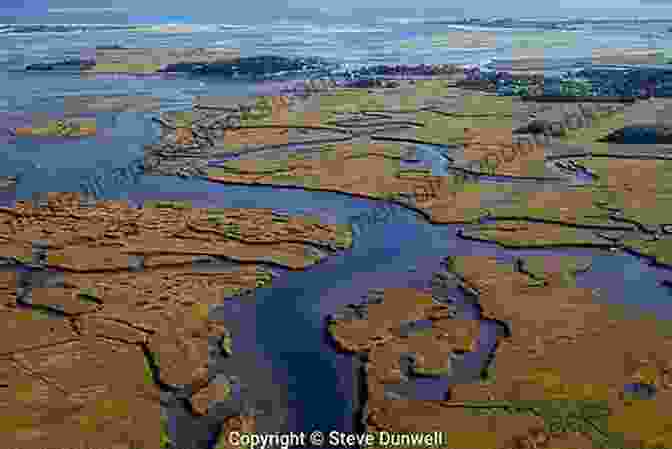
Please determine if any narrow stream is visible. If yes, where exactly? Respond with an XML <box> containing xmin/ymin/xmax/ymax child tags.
<box><xmin>6</xmin><ymin>105</ymin><xmax>672</xmax><ymax>449</ymax></box>
<box><xmin>124</xmin><ymin>178</ymin><xmax>672</xmax><ymax>449</ymax></box>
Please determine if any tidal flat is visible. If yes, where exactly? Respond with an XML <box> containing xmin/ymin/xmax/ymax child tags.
<box><xmin>0</xmin><ymin>192</ymin><xmax>350</xmax><ymax>449</ymax></box>
<box><xmin>9</xmin><ymin>68</ymin><xmax>672</xmax><ymax>449</ymax></box>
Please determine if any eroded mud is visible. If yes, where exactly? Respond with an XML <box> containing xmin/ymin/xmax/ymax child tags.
<box><xmin>0</xmin><ymin>192</ymin><xmax>350</xmax><ymax>449</ymax></box>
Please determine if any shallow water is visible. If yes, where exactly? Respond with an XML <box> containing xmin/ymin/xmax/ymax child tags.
<box><xmin>5</xmin><ymin>108</ymin><xmax>672</xmax><ymax>442</ymax></box>
<box><xmin>4</xmin><ymin>10</ymin><xmax>672</xmax><ymax>447</ymax></box>
<box><xmin>601</xmin><ymin>126</ymin><xmax>672</xmax><ymax>144</ymax></box>
<box><xmin>118</xmin><ymin>182</ymin><xmax>672</xmax><ymax>448</ymax></box>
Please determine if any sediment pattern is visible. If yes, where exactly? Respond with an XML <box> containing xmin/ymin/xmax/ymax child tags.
<box><xmin>0</xmin><ymin>192</ymin><xmax>350</xmax><ymax>449</ymax></box>
<box><xmin>328</xmin><ymin>256</ymin><xmax>672</xmax><ymax>449</ymax></box>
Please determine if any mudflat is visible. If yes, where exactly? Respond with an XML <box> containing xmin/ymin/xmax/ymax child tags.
<box><xmin>0</xmin><ymin>192</ymin><xmax>350</xmax><ymax>449</ymax></box>
<box><xmin>147</xmin><ymin>75</ymin><xmax>672</xmax><ymax>449</ymax></box>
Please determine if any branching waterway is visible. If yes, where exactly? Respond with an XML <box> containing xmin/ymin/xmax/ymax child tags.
<box><xmin>6</xmin><ymin>104</ymin><xmax>672</xmax><ymax>446</ymax></box>
<box><xmin>111</xmin><ymin>175</ymin><xmax>672</xmax><ymax>449</ymax></box>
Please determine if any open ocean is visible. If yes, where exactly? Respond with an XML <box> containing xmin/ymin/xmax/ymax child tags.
<box><xmin>4</xmin><ymin>12</ymin><xmax>672</xmax><ymax>195</ymax></box>
<box><xmin>3</xmin><ymin>13</ymin><xmax>672</xmax><ymax>109</ymax></box>
<box><xmin>5</xmin><ymin>10</ymin><xmax>672</xmax><ymax>449</ymax></box>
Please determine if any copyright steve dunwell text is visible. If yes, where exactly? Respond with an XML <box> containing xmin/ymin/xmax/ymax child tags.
<box><xmin>227</xmin><ymin>430</ymin><xmax>448</xmax><ymax>448</ymax></box>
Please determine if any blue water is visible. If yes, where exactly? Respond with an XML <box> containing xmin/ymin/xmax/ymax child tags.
<box><xmin>4</xmin><ymin>11</ymin><xmax>672</xmax><ymax>448</ymax></box>
<box><xmin>120</xmin><ymin>184</ymin><xmax>672</xmax><ymax>447</ymax></box>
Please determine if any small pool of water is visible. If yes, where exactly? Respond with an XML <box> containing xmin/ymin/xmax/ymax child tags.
<box><xmin>599</xmin><ymin>126</ymin><xmax>672</xmax><ymax>144</ymax></box>
<box><xmin>623</xmin><ymin>382</ymin><xmax>657</xmax><ymax>399</ymax></box>
<box><xmin>5</xmin><ymin>109</ymin><xmax>672</xmax><ymax>447</ymax></box>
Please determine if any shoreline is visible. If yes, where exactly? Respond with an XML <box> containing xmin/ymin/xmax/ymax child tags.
<box><xmin>10</xmin><ymin>34</ymin><xmax>672</xmax><ymax>447</ymax></box>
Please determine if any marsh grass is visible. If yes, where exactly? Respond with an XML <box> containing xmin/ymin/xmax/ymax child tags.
<box><xmin>14</xmin><ymin>254</ymin><xmax>32</xmax><ymax>264</ymax></box>
<box><xmin>411</xmin><ymin>366</ymin><xmax>451</xmax><ymax>377</ymax></box>
<box><xmin>142</xmin><ymin>352</ymin><xmax>155</xmax><ymax>386</ymax></box>
<box><xmin>396</xmin><ymin>168</ymin><xmax>433</xmax><ymax>179</ymax></box>
<box><xmin>77</xmin><ymin>287</ymin><xmax>101</xmax><ymax>304</ymax></box>
<box><xmin>30</xmin><ymin>308</ymin><xmax>52</xmax><ymax>320</ymax></box>
<box><xmin>160</xmin><ymin>415</ymin><xmax>172</xmax><ymax>448</ymax></box>
<box><xmin>624</xmin><ymin>239</ymin><xmax>672</xmax><ymax>267</ymax></box>
<box><xmin>558</xmin><ymin>111</ymin><xmax>627</xmax><ymax>153</ymax></box>
<box><xmin>220</xmin><ymin>329</ymin><xmax>233</xmax><ymax>356</ymax></box>
<box><xmin>207</xmin><ymin>215</ymin><xmax>226</xmax><ymax>225</ymax></box>
<box><xmin>144</xmin><ymin>200</ymin><xmax>192</xmax><ymax>209</ymax></box>
<box><xmin>88</xmin><ymin>62</ymin><xmax>163</xmax><ymax>74</ymax></box>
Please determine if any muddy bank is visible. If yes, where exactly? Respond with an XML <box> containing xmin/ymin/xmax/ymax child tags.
<box><xmin>440</xmin><ymin>255</ymin><xmax>672</xmax><ymax>449</ymax></box>
<box><xmin>0</xmin><ymin>192</ymin><xmax>349</xmax><ymax>449</ymax></box>
<box><xmin>328</xmin><ymin>255</ymin><xmax>672</xmax><ymax>449</ymax></box>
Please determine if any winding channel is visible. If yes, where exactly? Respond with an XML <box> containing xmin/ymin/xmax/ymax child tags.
<box><xmin>122</xmin><ymin>169</ymin><xmax>672</xmax><ymax>448</ymax></box>
<box><xmin>5</xmin><ymin>99</ymin><xmax>672</xmax><ymax>448</ymax></box>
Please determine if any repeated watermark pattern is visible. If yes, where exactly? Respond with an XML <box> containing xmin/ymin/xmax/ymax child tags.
<box><xmin>398</xmin><ymin>133</ymin><xmax>544</xmax><ymax>203</ymax></box>
<box><xmin>348</xmin><ymin>200</ymin><xmax>405</xmax><ymax>239</ymax></box>
<box><xmin>347</xmin><ymin>108</ymin><xmax>596</xmax><ymax>238</ymax></box>
<box><xmin>400</xmin><ymin>103</ymin><xmax>610</xmax><ymax>203</ymax></box>
<box><xmin>79</xmin><ymin>157</ymin><xmax>144</xmax><ymax>199</ymax></box>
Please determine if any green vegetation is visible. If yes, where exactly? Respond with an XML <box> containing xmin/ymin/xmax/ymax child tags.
<box><xmin>557</xmin><ymin>111</ymin><xmax>627</xmax><ymax>154</ymax></box>
<box><xmin>463</xmin><ymin>223</ymin><xmax>609</xmax><ymax>248</ymax></box>
<box><xmin>30</xmin><ymin>308</ymin><xmax>52</xmax><ymax>320</ymax></box>
<box><xmin>220</xmin><ymin>329</ymin><xmax>233</xmax><ymax>356</ymax></box>
<box><xmin>410</xmin><ymin>365</ymin><xmax>451</xmax><ymax>377</ymax></box>
<box><xmin>240</xmin><ymin>109</ymin><xmax>271</xmax><ymax>121</ymax></box>
<box><xmin>298</xmin><ymin>174</ymin><xmax>322</xmax><ymax>189</ymax></box>
<box><xmin>21</xmin><ymin>119</ymin><xmax>96</xmax><ymax>137</ymax></box>
<box><xmin>222</xmin><ymin>286</ymin><xmax>243</xmax><ymax>299</ymax></box>
<box><xmin>486</xmin><ymin>191</ymin><xmax>616</xmax><ymax>227</ymax></box>
<box><xmin>238</xmin><ymin>109</ymin><xmax>341</xmax><ymax>127</ymax></box>
<box><xmin>216</xmin><ymin>160</ymin><xmax>291</xmax><ymax>174</ymax></box>
<box><xmin>396</xmin><ymin>168</ymin><xmax>433</xmax><ymax>178</ymax></box>
<box><xmin>222</xmin><ymin>223</ymin><xmax>242</xmax><ymax>239</ymax></box>
<box><xmin>172</xmin><ymin>111</ymin><xmax>194</xmax><ymax>128</ymax></box>
<box><xmin>144</xmin><ymin>200</ymin><xmax>192</xmax><ymax>209</ymax></box>
<box><xmin>586</xmin><ymin>186</ymin><xmax>672</xmax><ymax>229</ymax></box>
<box><xmin>77</xmin><ymin>287</ymin><xmax>101</xmax><ymax>304</ymax></box>
<box><xmin>327</xmin><ymin>322</ymin><xmax>339</xmax><ymax>336</ymax></box>
<box><xmin>395</xmin><ymin>111</ymin><xmax>515</xmax><ymax>146</ymax></box>
<box><xmin>455</xmin><ymin>399</ymin><xmax>624</xmax><ymax>448</ymax></box>
<box><xmin>446</xmin><ymin>95</ymin><xmax>515</xmax><ymax>117</ymax></box>
<box><xmin>88</xmin><ymin>63</ymin><xmax>162</xmax><ymax>73</ymax></box>
<box><xmin>443</xmin><ymin>255</ymin><xmax>461</xmax><ymax>274</ymax></box>
<box><xmin>207</xmin><ymin>215</ymin><xmax>225</xmax><ymax>225</ymax></box>
<box><xmin>517</xmin><ymin>256</ymin><xmax>591</xmax><ymax>286</ymax></box>
<box><xmin>14</xmin><ymin>255</ymin><xmax>32</xmax><ymax>264</ymax></box>
<box><xmin>317</xmin><ymin>90</ymin><xmax>387</xmax><ymax>113</ymax></box>
<box><xmin>160</xmin><ymin>415</ymin><xmax>173</xmax><ymax>448</ymax></box>
<box><xmin>142</xmin><ymin>352</ymin><xmax>155</xmax><ymax>386</ymax></box>
<box><xmin>255</xmin><ymin>96</ymin><xmax>273</xmax><ymax>111</ymax></box>
<box><xmin>624</xmin><ymin>239</ymin><xmax>672</xmax><ymax>267</ymax></box>
<box><xmin>255</xmin><ymin>271</ymin><xmax>274</xmax><ymax>288</ymax></box>
<box><xmin>205</xmin><ymin>208</ymin><xmax>229</xmax><ymax>215</ymax></box>
<box><xmin>270</xmin><ymin>173</ymin><xmax>301</xmax><ymax>184</ymax></box>
<box><xmin>301</xmin><ymin>215</ymin><xmax>322</xmax><ymax>225</ymax></box>
<box><xmin>206</xmin><ymin>209</ymin><xmax>231</xmax><ymax>226</ymax></box>
<box><xmin>405</xmin><ymin>327</ymin><xmax>435</xmax><ymax>338</ymax></box>
<box><xmin>334</xmin><ymin>223</ymin><xmax>353</xmax><ymax>249</ymax></box>
<box><xmin>479</xmin><ymin>361</ymin><xmax>496</xmax><ymax>386</ymax></box>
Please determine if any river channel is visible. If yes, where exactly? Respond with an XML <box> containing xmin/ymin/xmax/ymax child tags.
<box><xmin>5</xmin><ymin>101</ymin><xmax>672</xmax><ymax>449</ymax></box>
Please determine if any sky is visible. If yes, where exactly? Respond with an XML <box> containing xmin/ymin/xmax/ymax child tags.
<box><xmin>3</xmin><ymin>0</ymin><xmax>672</xmax><ymax>22</ymax></box>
